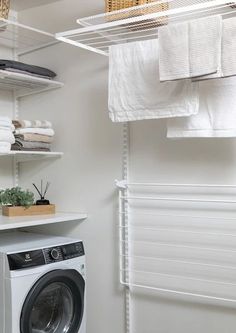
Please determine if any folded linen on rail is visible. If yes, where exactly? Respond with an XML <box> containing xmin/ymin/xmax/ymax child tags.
<box><xmin>109</xmin><ymin>39</ymin><xmax>199</xmax><ymax>122</ymax></box>
<box><xmin>0</xmin><ymin>60</ymin><xmax>56</xmax><ymax>78</ymax></box>
<box><xmin>159</xmin><ymin>16</ymin><xmax>222</xmax><ymax>81</ymax></box>
<box><xmin>14</xmin><ymin>133</ymin><xmax>54</xmax><ymax>143</ymax></box>
<box><xmin>167</xmin><ymin>77</ymin><xmax>236</xmax><ymax>137</ymax></box>
<box><xmin>14</xmin><ymin>128</ymin><xmax>55</xmax><ymax>136</ymax></box>
<box><xmin>13</xmin><ymin>120</ymin><xmax>52</xmax><ymax>129</ymax></box>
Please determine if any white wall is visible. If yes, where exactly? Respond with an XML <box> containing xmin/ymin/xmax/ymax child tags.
<box><xmin>18</xmin><ymin>1</ymin><xmax>236</xmax><ymax>333</ymax></box>
<box><xmin>18</xmin><ymin>2</ymin><xmax>124</xmax><ymax>333</ymax></box>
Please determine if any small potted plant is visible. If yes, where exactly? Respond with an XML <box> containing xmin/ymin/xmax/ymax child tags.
<box><xmin>0</xmin><ymin>186</ymin><xmax>55</xmax><ymax>217</ymax></box>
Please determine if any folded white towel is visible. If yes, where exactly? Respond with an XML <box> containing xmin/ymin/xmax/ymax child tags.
<box><xmin>222</xmin><ymin>17</ymin><xmax>236</xmax><ymax>77</ymax></box>
<box><xmin>167</xmin><ymin>77</ymin><xmax>236</xmax><ymax>138</ymax></box>
<box><xmin>109</xmin><ymin>40</ymin><xmax>199</xmax><ymax>122</ymax></box>
<box><xmin>0</xmin><ymin>142</ymin><xmax>11</xmax><ymax>154</ymax></box>
<box><xmin>159</xmin><ymin>16</ymin><xmax>222</xmax><ymax>81</ymax></box>
<box><xmin>15</xmin><ymin>128</ymin><xmax>55</xmax><ymax>136</ymax></box>
<box><xmin>0</xmin><ymin>116</ymin><xmax>12</xmax><ymax>128</ymax></box>
<box><xmin>0</xmin><ymin>125</ymin><xmax>14</xmax><ymax>131</ymax></box>
<box><xmin>0</xmin><ymin>129</ymin><xmax>15</xmax><ymax>144</ymax></box>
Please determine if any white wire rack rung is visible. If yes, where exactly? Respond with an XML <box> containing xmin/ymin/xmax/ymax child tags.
<box><xmin>120</xmin><ymin>238</ymin><xmax>236</xmax><ymax>254</ymax></box>
<box><xmin>121</xmin><ymin>195</ymin><xmax>236</xmax><ymax>204</ymax></box>
<box><xmin>56</xmin><ymin>0</ymin><xmax>236</xmax><ymax>56</ymax></box>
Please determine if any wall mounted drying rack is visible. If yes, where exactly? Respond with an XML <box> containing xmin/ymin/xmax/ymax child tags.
<box><xmin>56</xmin><ymin>0</ymin><xmax>236</xmax><ymax>56</ymax></box>
<box><xmin>117</xmin><ymin>180</ymin><xmax>236</xmax><ymax>306</ymax></box>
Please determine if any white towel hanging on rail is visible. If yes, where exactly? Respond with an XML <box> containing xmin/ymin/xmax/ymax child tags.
<box><xmin>158</xmin><ymin>16</ymin><xmax>222</xmax><ymax>81</ymax></box>
<box><xmin>108</xmin><ymin>39</ymin><xmax>199</xmax><ymax>122</ymax></box>
<box><xmin>222</xmin><ymin>16</ymin><xmax>236</xmax><ymax>77</ymax></box>
<box><xmin>167</xmin><ymin>76</ymin><xmax>236</xmax><ymax>138</ymax></box>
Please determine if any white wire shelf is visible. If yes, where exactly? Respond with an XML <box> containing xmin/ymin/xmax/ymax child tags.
<box><xmin>0</xmin><ymin>18</ymin><xmax>58</xmax><ymax>56</ymax></box>
<box><xmin>0</xmin><ymin>69</ymin><xmax>63</xmax><ymax>98</ymax></box>
<box><xmin>56</xmin><ymin>0</ymin><xmax>236</xmax><ymax>56</ymax></box>
<box><xmin>0</xmin><ymin>151</ymin><xmax>63</xmax><ymax>163</ymax></box>
<box><xmin>0</xmin><ymin>211</ymin><xmax>87</xmax><ymax>231</ymax></box>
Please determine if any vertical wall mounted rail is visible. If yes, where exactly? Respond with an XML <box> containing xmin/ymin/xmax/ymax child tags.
<box><xmin>117</xmin><ymin>123</ymin><xmax>132</xmax><ymax>333</ymax></box>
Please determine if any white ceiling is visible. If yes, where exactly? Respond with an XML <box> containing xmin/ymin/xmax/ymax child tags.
<box><xmin>11</xmin><ymin>0</ymin><xmax>62</xmax><ymax>11</ymax></box>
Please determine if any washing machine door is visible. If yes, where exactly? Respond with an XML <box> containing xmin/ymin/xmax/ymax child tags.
<box><xmin>20</xmin><ymin>269</ymin><xmax>85</xmax><ymax>333</ymax></box>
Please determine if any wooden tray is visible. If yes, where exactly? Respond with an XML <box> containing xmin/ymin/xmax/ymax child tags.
<box><xmin>2</xmin><ymin>204</ymin><xmax>56</xmax><ymax>217</ymax></box>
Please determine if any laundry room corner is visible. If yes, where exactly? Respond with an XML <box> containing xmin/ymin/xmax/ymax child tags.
<box><xmin>2</xmin><ymin>1</ymin><xmax>236</xmax><ymax>333</ymax></box>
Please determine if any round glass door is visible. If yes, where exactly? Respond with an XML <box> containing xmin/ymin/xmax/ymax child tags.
<box><xmin>20</xmin><ymin>270</ymin><xmax>85</xmax><ymax>333</ymax></box>
<box><xmin>31</xmin><ymin>282</ymin><xmax>73</xmax><ymax>333</ymax></box>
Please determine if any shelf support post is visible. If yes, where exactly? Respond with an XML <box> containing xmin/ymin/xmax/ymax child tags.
<box><xmin>122</xmin><ymin>122</ymin><xmax>132</xmax><ymax>333</ymax></box>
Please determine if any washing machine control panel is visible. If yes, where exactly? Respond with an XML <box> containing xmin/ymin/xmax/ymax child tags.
<box><xmin>61</xmin><ymin>242</ymin><xmax>85</xmax><ymax>260</ymax></box>
<box><xmin>7</xmin><ymin>241</ymin><xmax>85</xmax><ymax>270</ymax></box>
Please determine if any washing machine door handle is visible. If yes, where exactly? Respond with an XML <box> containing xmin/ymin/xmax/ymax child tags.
<box><xmin>20</xmin><ymin>269</ymin><xmax>85</xmax><ymax>333</ymax></box>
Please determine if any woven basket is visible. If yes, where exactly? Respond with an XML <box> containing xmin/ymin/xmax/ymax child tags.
<box><xmin>105</xmin><ymin>0</ymin><xmax>168</xmax><ymax>28</ymax></box>
<box><xmin>0</xmin><ymin>0</ymin><xmax>10</xmax><ymax>19</ymax></box>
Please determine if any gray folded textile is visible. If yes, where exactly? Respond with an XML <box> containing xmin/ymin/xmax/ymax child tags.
<box><xmin>11</xmin><ymin>146</ymin><xmax>50</xmax><ymax>152</ymax></box>
<box><xmin>222</xmin><ymin>17</ymin><xmax>236</xmax><ymax>77</ymax></box>
<box><xmin>12</xmin><ymin>139</ymin><xmax>51</xmax><ymax>150</ymax></box>
<box><xmin>0</xmin><ymin>60</ymin><xmax>56</xmax><ymax>78</ymax></box>
<box><xmin>159</xmin><ymin>16</ymin><xmax>222</xmax><ymax>81</ymax></box>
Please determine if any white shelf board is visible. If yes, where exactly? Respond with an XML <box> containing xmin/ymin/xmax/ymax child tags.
<box><xmin>0</xmin><ymin>18</ymin><xmax>59</xmax><ymax>55</ymax></box>
<box><xmin>0</xmin><ymin>151</ymin><xmax>63</xmax><ymax>163</ymax></box>
<box><xmin>0</xmin><ymin>212</ymin><xmax>87</xmax><ymax>230</ymax></box>
<box><xmin>0</xmin><ymin>69</ymin><xmax>64</xmax><ymax>98</ymax></box>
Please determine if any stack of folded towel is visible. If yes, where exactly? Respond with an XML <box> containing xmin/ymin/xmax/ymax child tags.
<box><xmin>0</xmin><ymin>116</ymin><xmax>15</xmax><ymax>153</ymax></box>
<box><xmin>11</xmin><ymin>120</ymin><xmax>54</xmax><ymax>152</ymax></box>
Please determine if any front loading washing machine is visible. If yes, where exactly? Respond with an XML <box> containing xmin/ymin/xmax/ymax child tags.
<box><xmin>0</xmin><ymin>231</ymin><xmax>86</xmax><ymax>333</ymax></box>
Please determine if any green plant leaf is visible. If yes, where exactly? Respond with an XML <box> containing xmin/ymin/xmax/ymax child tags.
<box><xmin>0</xmin><ymin>187</ymin><xmax>34</xmax><ymax>208</ymax></box>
